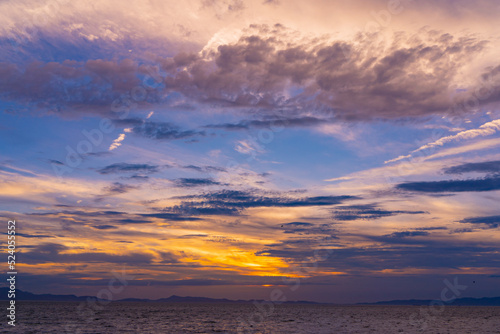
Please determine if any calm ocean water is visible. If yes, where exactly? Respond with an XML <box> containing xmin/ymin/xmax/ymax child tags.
<box><xmin>0</xmin><ymin>302</ymin><xmax>499</xmax><ymax>333</ymax></box>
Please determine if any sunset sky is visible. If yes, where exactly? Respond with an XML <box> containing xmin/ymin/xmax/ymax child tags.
<box><xmin>1</xmin><ymin>0</ymin><xmax>500</xmax><ymax>303</ymax></box>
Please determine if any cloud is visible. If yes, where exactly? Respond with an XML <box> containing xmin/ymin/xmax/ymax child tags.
<box><xmin>169</xmin><ymin>27</ymin><xmax>493</xmax><ymax>121</ymax></box>
<box><xmin>86</xmin><ymin>152</ymin><xmax>112</xmax><ymax>157</ymax></box>
<box><xmin>460</xmin><ymin>215</ymin><xmax>500</xmax><ymax>229</ymax></box>
<box><xmin>396</xmin><ymin>176</ymin><xmax>500</xmax><ymax>193</ymax></box>
<box><xmin>181</xmin><ymin>165</ymin><xmax>226</xmax><ymax>173</ymax></box>
<box><xmin>205</xmin><ymin>116</ymin><xmax>330</xmax><ymax>130</ymax></box>
<box><xmin>21</xmin><ymin>243</ymin><xmax>159</xmax><ymax>264</ymax></box>
<box><xmin>126</xmin><ymin>175</ymin><xmax>150</xmax><ymax>181</ymax></box>
<box><xmin>363</xmin><ymin>230</ymin><xmax>433</xmax><ymax>245</ymax></box>
<box><xmin>166</xmin><ymin>205</ymin><xmax>240</xmax><ymax>216</ymax></box>
<box><xmin>258</xmin><ymin>241</ymin><xmax>500</xmax><ymax>271</ymax></box>
<box><xmin>134</xmin><ymin>121</ymin><xmax>204</xmax><ymax>140</ymax></box>
<box><xmin>444</xmin><ymin>160</ymin><xmax>500</xmax><ymax>175</ymax></box>
<box><xmin>235</xmin><ymin>139</ymin><xmax>265</xmax><ymax>155</ymax></box>
<box><xmin>385</xmin><ymin>231</ymin><xmax>430</xmax><ymax>238</ymax></box>
<box><xmin>140</xmin><ymin>213</ymin><xmax>201</xmax><ymax>221</ymax></box>
<box><xmin>332</xmin><ymin>204</ymin><xmax>426</xmax><ymax>221</ymax></box>
<box><xmin>151</xmin><ymin>190</ymin><xmax>358</xmax><ymax>218</ymax></box>
<box><xmin>159</xmin><ymin>190</ymin><xmax>359</xmax><ymax>222</ymax></box>
<box><xmin>175</xmin><ymin>190</ymin><xmax>358</xmax><ymax>209</ymax></box>
<box><xmin>283</xmin><ymin>222</ymin><xmax>314</xmax><ymax>227</ymax></box>
<box><xmin>280</xmin><ymin>222</ymin><xmax>338</xmax><ymax>235</ymax></box>
<box><xmin>13</xmin><ymin>232</ymin><xmax>55</xmax><ymax>238</ymax></box>
<box><xmin>2</xmin><ymin>25</ymin><xmax>498</xmax><ymax>124</ymax></box>
<box><xmin>115</xmin><ymin>218</ymin><xmax>154</xmax><ymax>224</ymax></box>
<box><xmin>173</xmin><ymin>178</ymin><xmax>222</xmax><ymax>187</ymax></box>
<box><xmin>386</xmin><ymin>119</ymin><xmax>500</xmax><ymax>163</ymax></box>
<box><xmin>415</xmin><ymin>226</ymin><xmax>448</xmax><ymax>231</ymax></box>
<box><xmin>109</xmin><ymin>133</ymin><xmax>125</xmax><ymax>150</ymax></box>
<box><xmin>49</xmin><ymin>159</ymin><xmax>64</xmax><ymax>165</ymax></box>
<box><xmin>29</xmin><ymin>208</ymin><xmax>202</xmax><ymax>225</ymax></box>
<box><xmin>103</xmin><ymin>182</ymin><xmax>137</xmax><ymax>194</ymax></box>
<box><xmin>115</xmin><ymin>119</ymin><xmax>205</xmax><ymax>140</ymax></box>
<box><xmin>97</xmin><ymin>163</ymin><xmax>160</xmax><ymax>174</ymax></box>
<box><xmin>91</xmin><ymin>225</ymin><xmax>118</xmax><ymax>230</ymax></box>
<box><xmin>29</xmin><ymin>209</ymin><xmax>124</xmax><ymax>217</ymax></box>
<box><xmin>0</xmin><ymin>59</ymin><xmax>144</xmax><ymax>116</ymax></box>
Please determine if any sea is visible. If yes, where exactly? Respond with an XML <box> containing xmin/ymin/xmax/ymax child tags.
<box><xmin>0</xmin><ymin>302</ymin><xmax>499</xmax><ymax>333</ymax></box>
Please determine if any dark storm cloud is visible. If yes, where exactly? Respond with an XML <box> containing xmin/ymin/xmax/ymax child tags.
<box><xmin>443</xmin><ymin>160</ymin><xmax>500</xmax><ymax>175</ymax></box>
<box><xmin>332</xmin><ymin>204</ymin><xmax>426</xmax><ymax>221</ymax></box>
<box><xmin>396</xmin><ymin>176</ymin><xmax>500</xmax><ymax>193</ymax></box>
<box><xmin>460</xmin><ymin>215</ymin><xmax>500</xmax><ymax>229</ymax></box>
<box><xmin>97</xmin><ymin>163</ymin><xmax>160</xmax><ymax>174</ymax></box>
<box><xmin>1</xmin><ymin>25</ymin><xmax>497</xmax><ymax>122</ymax></box>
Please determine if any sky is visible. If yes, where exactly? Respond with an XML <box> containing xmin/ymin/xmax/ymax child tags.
<box><xmin>1</xmin><ymin>0</ymin><xmax>500</xmax><ymax>304</ymax></box>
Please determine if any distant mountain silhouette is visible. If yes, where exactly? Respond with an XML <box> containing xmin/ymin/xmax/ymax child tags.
<box><xmin>358</xmin><ymin>296</ymin><xmax>500</xmax><ymax>306</ymax></box>
<box><xmin>2</xmin><ymin>288</ymin><xmax>499</xmax><ymax>305</ymax></box>
<box><xmin>0</xmin><ymin>287</ymin><xmax>90</xmax><ymax>302</ymax></box>
<box><xmin>0</xmin><ymin>288</ymin><xmax>316</xmax><ymax>304</ymax></box>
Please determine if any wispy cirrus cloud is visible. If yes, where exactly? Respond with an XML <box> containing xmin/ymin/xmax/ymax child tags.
<box><xmin>386</xmin><ymin>119</ymin><xmax>500</xmax><ymax>163</ymax></box>
<box><xmin>234</xmin><ymin>139</ymin><xmax>265</xmax><ymax>155</ymax></box>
